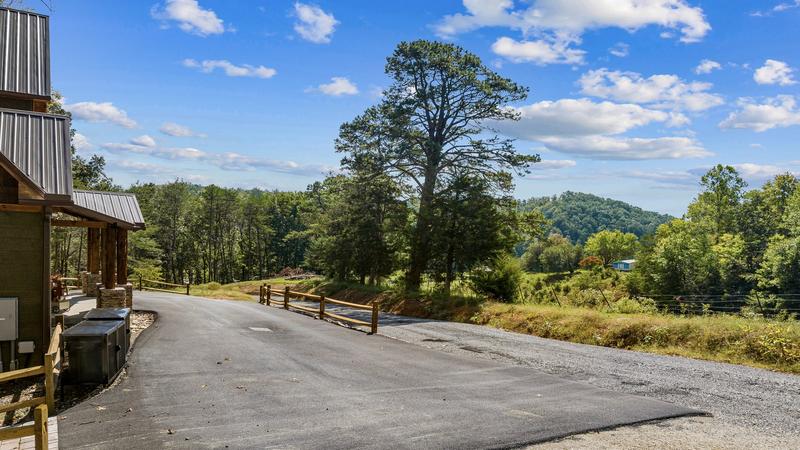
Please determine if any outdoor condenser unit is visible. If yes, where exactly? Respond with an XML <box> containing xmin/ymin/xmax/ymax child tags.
<box><xmin>62</xmin><ymin>320</ymin><xmax>124</xmax><ymax>385</ymax></box>
<box><xmin>84</xmin><ymin>307</ymin><xmax>131</xmax><ymax>365</ymax></box>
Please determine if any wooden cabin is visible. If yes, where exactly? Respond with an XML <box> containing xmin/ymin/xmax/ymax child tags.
<box><xmin>0</xmin><ymin>7</ymin><xmax>144</xmax><ymax>370</ymax></box>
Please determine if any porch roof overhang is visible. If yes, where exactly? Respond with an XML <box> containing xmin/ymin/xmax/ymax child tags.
<box><xmin>60</xmin><ymin>190</ymin><xmax>145</xmax><ymax>230</ymax></box>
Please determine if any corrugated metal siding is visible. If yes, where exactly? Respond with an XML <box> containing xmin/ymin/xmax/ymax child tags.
<box><xmin>0</xmin><ymin>8</ymin><xmax>50</xmax><ymax>98</ymax></box>
<box><xmin>0</xmin><ymin>108</ymin><xmax>71</xmax><ymax>197</ymax></box>
<box><xmin>73</xmin><ymin>190</ymin><xmax>145</xmax><ymax>228</ymax></box>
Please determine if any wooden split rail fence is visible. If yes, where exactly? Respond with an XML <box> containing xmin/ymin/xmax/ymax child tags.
<box><xmin>259</xmin><ymin>285</ymin><xmax>379</xmax><ymax>334</ymax></box>
<box><xmin>137</xmin><ymin>276</ymin><xmax>191</xmax><ymax>295</ymax></box>
<box><xmin>0</xmin><ymin>323</ymin><xmax>62</xmax><ymax>449</ymax></box>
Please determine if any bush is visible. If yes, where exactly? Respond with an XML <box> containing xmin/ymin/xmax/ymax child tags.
<box><xmin>206</xmin><ymin>282</ymin><xmax>222</xmax><ymax>291</ymax></box>
<box><xmin>470</xmin><ymin>255</ymin><xmax>523</xmax><ymax>302</ymax></box>
<box><xmin>579</xmin><ymin>256</ymin><xmax>603</xmax><ymax>269</ymax></box>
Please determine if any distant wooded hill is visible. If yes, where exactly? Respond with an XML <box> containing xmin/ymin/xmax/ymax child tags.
<box><xmin>520</xmin><ymin>191</ymin><xmax>674</xmax><ymax>243</ymax></box>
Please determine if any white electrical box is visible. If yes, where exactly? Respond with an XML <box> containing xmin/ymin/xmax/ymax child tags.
<box><xmin>18</xmin><ymin>341</ymin><xmax>34</xmax><ymax>353</ymax></box>
<box><xmin>0</xmin><ymin>297</ymin><xmax>18</xmax><ymax>341</ymax></box>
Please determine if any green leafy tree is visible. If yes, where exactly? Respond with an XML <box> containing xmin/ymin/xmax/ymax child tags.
<box><xmin>757</xmin><ymin>235</ymin><xmax>800</xmax><ymax>294</ymax></box>
<box><xmin>584</xmin><ymin>230</ymin><xmax>639</xmax><ymax>264</ymax></box>
<box><xmin>470</xmin><ymin>254</ymin><xmax>523</xmax><ymax>302</ymax></box>
<box><xmin>687</xmin><ymin>165</ymin><xmax>746</xmax><ymax>238</ymax></box>
<box><xmin>633</xmin><ymin>219</ymin><xmax>719</xmax><ymax>295</ymax></box>
<box><xmin>337</xmin><ymin>40</ymin><xmax>537</xmax><ymax>292</ymax></box>
<box><xmin>519</xmin><ymin>191</ymin><xmax>672</xmax><ymax>243</ymax></box>
<box><xmin>306</xmin><ymin>172</ymin><xmax>407</xmax><ymax>284</ymax></box>
<box><xmin>522</xmin><ymin>234</ymin><xmax>581</xmax><ymax>273</ymax></box>
<box><xmin>428</xmin><ymin>174</ymin><xmax>519</xmax><ymax>295</ymax></box>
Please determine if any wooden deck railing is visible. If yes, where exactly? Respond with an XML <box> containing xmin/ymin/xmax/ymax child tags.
<box><xmin>260</xmin><ymin>284</ymin><xmax>379</xmax><ymax>334</ymax></box>
<box><xmin>137</xmin><ymin>276</ymin><xmax>190</xmax><ymax>295</ymax></box>
<box><xmin>0</xmin><ymin>323</ymin><xmax>62</xmax><ymax>449</ymax></box>
<box><xmin>61</xmin><ymin>277</ymin><xmax>79</xmax><ymax>295</ymax></box>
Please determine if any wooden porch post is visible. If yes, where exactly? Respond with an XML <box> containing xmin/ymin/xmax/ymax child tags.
<box><xmin>116</xmin><ymin>228</ymin><xmax>128</xmax><ymax>285</ymax></box>
<box><xmin>102</xmin><ymin>226</ymin><xmax>117</xmax><ymax>289</ymax></box>
<box><xmin>87</xmin><ymin>228</ymin><xmax>101</xmax><ymax>273</ymax></box>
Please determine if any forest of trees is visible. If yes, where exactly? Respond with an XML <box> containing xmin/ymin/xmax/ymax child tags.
<box><xmin>49</xmin><ymin>40</ymin><xmax>800</xmax><ymax>311</ymax></box>
<box><xmin>51</xmin><ymin>40</ymin><xmax>545</xmax><ymax>295</ymax></box>
<box><xmin>520</xmin><ymin>192</ymin><xmax>673</xmax><ymax>243</ymax></box>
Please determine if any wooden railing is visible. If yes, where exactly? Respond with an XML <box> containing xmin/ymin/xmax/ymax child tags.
<box><xmin>260</xmin><ymin>285</ymin><xmax>379</xmax><ymax>334</ymax></box>
<box><xmin>137</xmin><ymin>276</ymin><xmax>190</xmax><ymax>295</ymax></box>
<box><xmin>0</xmin><ymin>323</ymin><xmax>62</xmax><ymax>449</ymax></box>
<box><xmin>61</xmin><ymin>277</ymin><xmax>79</xmax><ymax>295</ymax></box>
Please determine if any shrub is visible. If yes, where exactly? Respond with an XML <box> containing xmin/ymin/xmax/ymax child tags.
<box><xmin>470</xmin><ymin>255</ymin><xmax>523</xmax><ymax>302</ymax></box>
<box><xmin>610</xmin><ymin>297</ymin><xmax>658</xmax><ymax>314</ymax></box>
<box><xmin>206</xmin><ymin>282</ymin><xmax>222</xmax><ymax>291</ymax></box>
<box><xmin>579</xmin><ymin>256</ymin><xmax>604</xmax><ymax>269</ymax></box>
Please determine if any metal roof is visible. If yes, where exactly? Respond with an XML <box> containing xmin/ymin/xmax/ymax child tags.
<box><xmin>0</xmin><ymin>107</ymin><xmax>71</xmax><ymax>199</ymax></box>
<box><xmin>0</xmin><ymin>8</ymin><xmax>50</xmax><ymax>99</ymax></box>
<box><xmin>70</xmin><ymin>190</ymin><xmax>146</xmax><ymax>230</ymax></box>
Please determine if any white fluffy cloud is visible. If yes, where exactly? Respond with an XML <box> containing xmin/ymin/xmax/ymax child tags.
<box><xmin>65</xmin><ymin>102</ymin><xmax>137</xmax><ymax>129</ymax></box>
<box><xmin>108</xmin><ymin>159</ymin><xmax>174</xmax><ymax>175</ymax></box>
<box><xmin>695</xmin><ymin>59</ymin><xmax>721</xmax><ymax>74</ymax></box>
<box><xmin>753</xmin><ymin>59</ymin><xmax>796</xmax><ymax>86</ymax></box>
<box><xmin>490</xmin><ymin>37</ymin><xmax>585</xmax><ymax>65</ymax></box>
<box><xmin>100</xmin><ymin>141</ymin><xmax>332</xmax><ymax>176</ymax></box>
<box><xmin>734</xmin><ymin>163</ymin><xmax>795</xmax><ymax>179</ymax></box>
<box><xmin>494</xmin><ymin>98</ymin><xmax>709</xmax><ymax>160</ymax></box>
<box><xmin>183</xmin><ymin>59</ymin><xmax>276</xmax><ymax>79</ymax></box>
<box><xmin>496</xmin><ymin>98</ymin><xmax>672</xmax><ymax>139</ymax></box>
<box><xmin>160</xmin><ymin>122</ymin><xmax>204</xmax><ymax>137</ymax></box>
<box><xmin>609</xmin><ymin>42</ymin><xmax>629</xmax><ymax>58</ymax></box>
<box><xmin>72</xmin><ymin>133</ymin><xmax>94</xmax><ymax>152</ymax></box>
<box><xmin>151</xmin><ymin>0</ymin><xmax>226</xmax><ymax>36</ymax></box>
<box><xmin>294</xmin><ymin>2</ymin><xmax>338</xmax><ymax>44</ymax></box>
<box><xmin>578</xmin><ymin>68</ymin><xmax>724</xmax><ymax>112</ymax></box>
<box><xmin>310</xmin><ymin>77</ymin><xmax>359</xmax><ymax>96</ymax></box>
<box><xmin>539</xmin><ymin>135</ymin><xmax>710</xmax><ymax>160</ymax></box>
<box><xmin>130</xmin><ymin>135</ymin><xmax>156</xmax><ymax>148</ymax></box>
<box><xmin>532</xmin><ymin>159</ymin><xmax>577</xmax><ymax>170</ymax></box>
<box><xmin>436</xmin><ymin>0</ymin><xmax>710</xmax><ymax>57</ymax></box>
<box><xmin>720</xmin><ymin>95</ymin><xmax>800</xmax><ymax>132</ymax></box>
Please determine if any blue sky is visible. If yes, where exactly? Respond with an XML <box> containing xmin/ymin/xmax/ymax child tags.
<box><xmin>36</xmin><ymin>0</ymin><xmax>800</xmax><ymax>215</ymax></box>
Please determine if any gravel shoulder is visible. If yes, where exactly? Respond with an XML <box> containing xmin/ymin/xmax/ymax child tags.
<box><xmin>371</xmin><ymin>313</ymin><xmax>800</xmax><ymax>448</ymax></box>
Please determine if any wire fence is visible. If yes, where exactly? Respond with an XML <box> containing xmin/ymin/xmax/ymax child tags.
<box><xmin>632</xmin><ymin>293</ymin><xmax>800</xmax><ymax>316</ymax></box>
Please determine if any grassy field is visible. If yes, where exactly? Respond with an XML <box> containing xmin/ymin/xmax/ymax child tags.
<box><xmin>152</xmin><ymin>277</ymin><xmax>322</xmax><ymax>301</ymax></box>
<box><xmin>472</xmin><ymin>302</ymin><xmax>800</xmax><ymax>374</ymax></box>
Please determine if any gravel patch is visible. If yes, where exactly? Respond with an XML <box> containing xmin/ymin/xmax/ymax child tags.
<box><xmin>373</xmin><ymin>314</ymin><xmax>800</xmax><ymax>445</ymax></box>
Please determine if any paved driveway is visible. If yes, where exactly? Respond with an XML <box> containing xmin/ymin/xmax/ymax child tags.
<box><xmin>58</xmin><ymin>292</ymin><xmax>697</xmax><ymax>449</ymax></box>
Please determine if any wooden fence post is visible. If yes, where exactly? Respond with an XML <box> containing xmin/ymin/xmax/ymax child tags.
<box><xmin>370</xmin><ymin>301</ymin><xmax>378</xmax><ymax>335</ymax></box>
<box><xmin>138</xmin><ymin>275</ymin><xmax>143</xmax><ymax>291</ymax></box>
<box><xmin>319</xmin><ymin>295</ymin><xmax>325</xmax><ymax>320</ymax></box>
<box><xmin>266</xmin><ymin>285</ymin><xmax>271</xmax><ymax>306</ymax></box>
<box><xmin>284</xmin><ymin>286</ymin><xmax>290</xmax><ymax>309</ymax></box>
<box><xmin>185</xmin><ymin>283</ymin><xmax>190</xmax><ymax>296</ymax></box>
<box><xmin>44</xmin><ymin>353</ymin><xmax>55</xmax><ymax>411</ymax></box>
<box><xmin>34</xmin><ymin>404</ymin><xmax>48</xmax><ymax>450</ymax></box>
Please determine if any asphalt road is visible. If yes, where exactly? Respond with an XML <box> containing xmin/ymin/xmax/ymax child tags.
<box><xmin>59</xmin><ymin>292</ymin><xmax>698</xmax><ymax>449</ymax></box>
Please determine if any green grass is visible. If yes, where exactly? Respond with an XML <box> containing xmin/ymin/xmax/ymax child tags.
<box><xmin>470</xmin><ymin>302</ymin><xmax>800</xmax><ymax>374</ymax></box>
<box><xmin>177</xmin><ymin>277</ymin><xmax>324</xmax><ymax>301</ymax></box>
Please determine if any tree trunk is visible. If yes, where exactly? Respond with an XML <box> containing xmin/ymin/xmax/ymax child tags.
<box><xmin>407</xmin><ymin>172</ymin><xmax>436</xmax><ymax>292</ymax></box>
